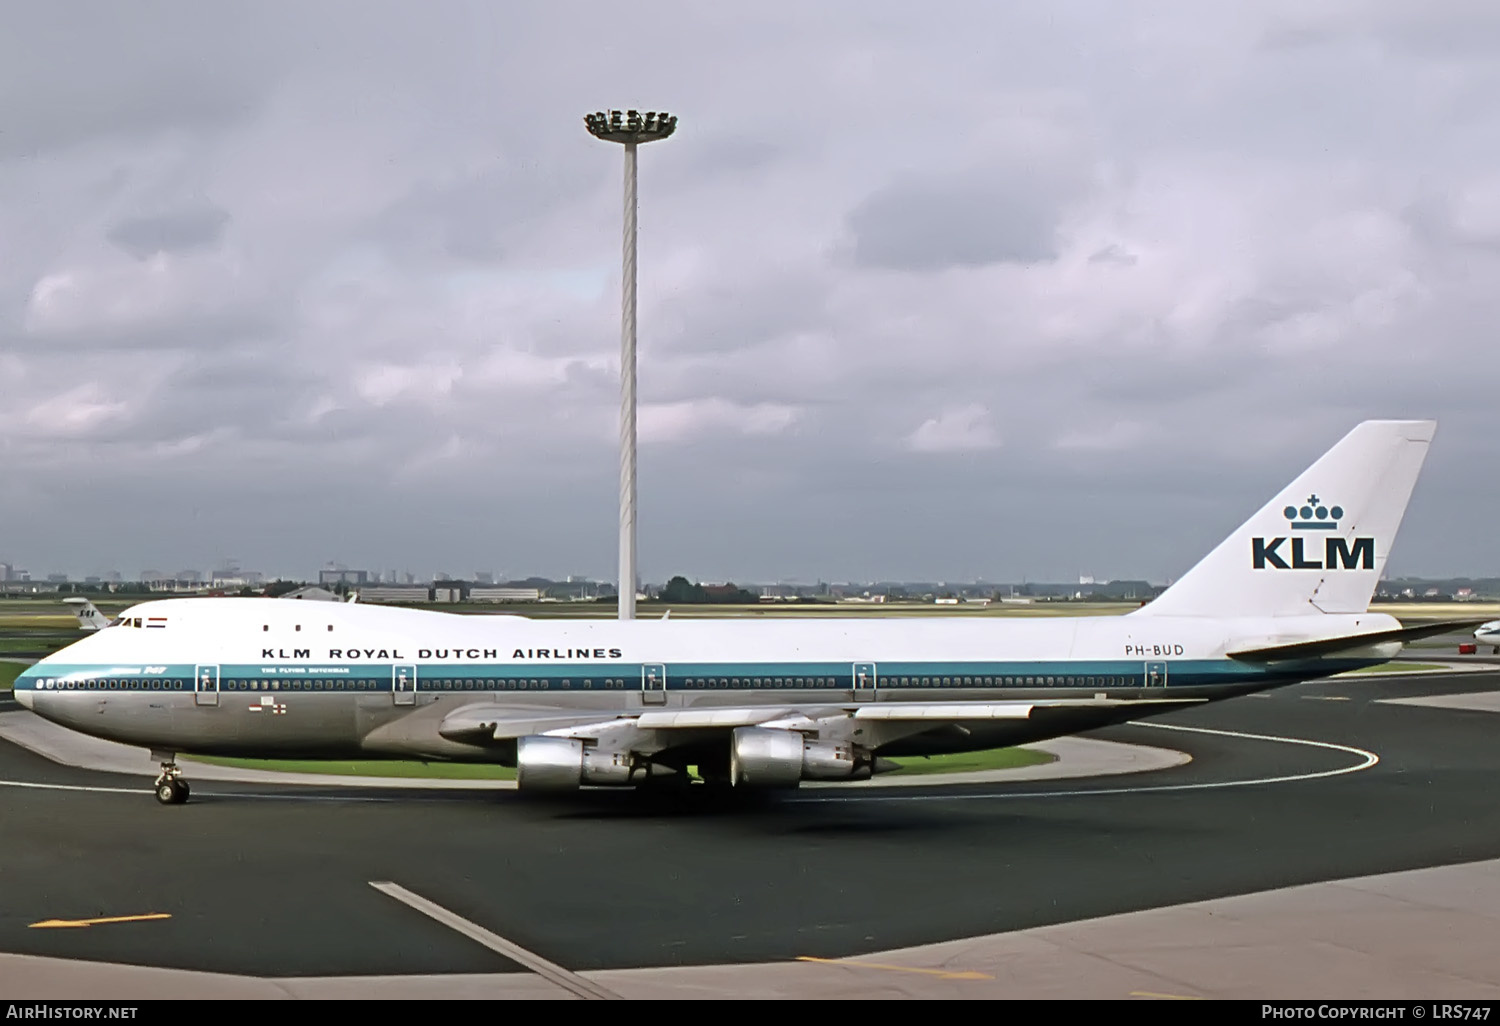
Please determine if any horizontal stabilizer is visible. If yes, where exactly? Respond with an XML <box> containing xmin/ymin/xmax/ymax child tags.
<box><xmin>1226</xmin><ymin>620</ymin><xmax>1487</xmax><ymax>662</ymax></box>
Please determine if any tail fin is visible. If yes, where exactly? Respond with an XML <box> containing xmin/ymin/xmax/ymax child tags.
<box><xmin>61</xmin><ymin>597</ymin><xmax>109</xmax><ymax>632</ymax></box>
<box><xmin>1135</xmin><ymin>420</ymin><xmax>1435</xmax><ymax>618</ymax></box>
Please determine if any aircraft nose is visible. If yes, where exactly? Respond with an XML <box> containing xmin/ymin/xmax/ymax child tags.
<box><xmin>12</xmin><ymin>663</ymin><xmax>46</xmax><ymax>711</ymax></box>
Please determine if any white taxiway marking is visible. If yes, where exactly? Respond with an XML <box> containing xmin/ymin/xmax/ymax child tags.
<box><xmin>0</xmin><ymin>779</ymin><xmax>141</xmax><ymax>796</ymax></box>
<box><xmin>370</xmin><ymin>881</ymin><xmax>620</xmax><ymax>1001</ymax></box>
<box><xmin>787</xmin><ymin>722</ymin><xmax>1379</xmax><ymax>804</ymax></box>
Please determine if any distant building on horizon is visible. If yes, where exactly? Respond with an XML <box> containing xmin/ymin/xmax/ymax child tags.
<box><xmin>360</xmin><ymin>585</ymin><xmax>432</xmax><ymax>604</ymax></box>
<box><xmin>471</xmin><ymin>587</ymin><xmax>541</xmax><ymax>602</ymax></box>
<box><xmin>319</xmin><ymin>569</ymin><xmax>370</xmax><ymax>586</ymax></box>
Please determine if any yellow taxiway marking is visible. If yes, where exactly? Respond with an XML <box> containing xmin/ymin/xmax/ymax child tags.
<box><xmin>1130</xmin><ymin>991</ymin><xmax>1203</xmax><ymax>1000</ymax></box>
<box><xmin>796</xmin><ymin>956</ymin><xmax>992</xmax><ymax>980</ymax></box>
<box><xmin>29</xmin><ymin>913</ymin><xmax>171</xmax><ymax>929</ymax></box>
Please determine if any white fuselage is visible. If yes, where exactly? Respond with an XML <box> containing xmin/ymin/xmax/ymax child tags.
<box><xmin>13</xmin><ymin>597</ymin><xmax>1397</xmax><ymax>762</ymax></box>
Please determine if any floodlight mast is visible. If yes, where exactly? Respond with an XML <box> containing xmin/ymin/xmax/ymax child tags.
<box><xmin>584</xmin><ymin>109</ymin><xmax>678</xmax><ymax>621</ymax></box>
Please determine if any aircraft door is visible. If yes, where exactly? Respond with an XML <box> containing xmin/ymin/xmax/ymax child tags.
<box><xmin>194</xmin><ymin>665</ymin><xmax>220</xmax><ymax>707</ymax></box>
<box><xmin>641</xmin><ymin>663</ymin><xmax>667</xmax><ymax>706</ymax></box>
<box><xmin>852</xmin><ymin>662</ymin><xmax>877</xmax><ymax>702</ymax></box>
<box><xmin>393</xmin><ymin>664</ymin><xmax>416</xmax><ymax>706</ymax></box>
<box><xmin>1145</xmin><ymin>661</ymin><xmax>1168</xmax><ymax>687</ymax></box>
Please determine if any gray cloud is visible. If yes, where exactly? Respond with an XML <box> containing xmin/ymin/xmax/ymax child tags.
<box><xmin>844</xmin><ymin>170</ymin><xmax>1070</xmax><ymax>271</ymax></box>
<box><xmin>107</xmin><ymin>206</ymin><xmax>230</xmax><ymax>260</ymax></box>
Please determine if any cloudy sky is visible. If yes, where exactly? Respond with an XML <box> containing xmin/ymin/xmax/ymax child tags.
<box><xmin>2</xmin><ymin>1</ymin><xmax>1498</xmax><ymax>585</ymax></box>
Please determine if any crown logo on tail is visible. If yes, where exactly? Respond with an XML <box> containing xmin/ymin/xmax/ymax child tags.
<box><xmin>1283</xmin><ymin>495</ymin><xmax>1343</xmax><ymax>530</ymax></box>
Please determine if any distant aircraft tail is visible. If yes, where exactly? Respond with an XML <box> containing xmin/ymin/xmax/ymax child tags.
<box><xmin>1134</xmin><ymin>420</ymin><xmax>1435</xmax><ymax>618</ymax></box>
<box><xmin>62</xmin><ymin>597</ymin><xmax>110</xmax><ymax>631</ymax></box>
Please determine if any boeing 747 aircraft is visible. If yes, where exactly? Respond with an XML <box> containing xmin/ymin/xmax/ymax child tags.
<box><xmin>14</xmin><ymin>421</ymin><xmax>1470</xmax><ymax>805</ymax></box>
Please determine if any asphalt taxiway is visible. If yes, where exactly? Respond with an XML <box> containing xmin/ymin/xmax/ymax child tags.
<box><xmin>3</xmin><ymin>668</ymin><xmax>1500</xmax><ymax>999</ymax></box>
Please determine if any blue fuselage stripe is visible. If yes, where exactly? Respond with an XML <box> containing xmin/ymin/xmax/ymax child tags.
<box><xmin>14</xmin><ymin>657</ymin><xmax>1382</xmax><ymax>694</ymax></box>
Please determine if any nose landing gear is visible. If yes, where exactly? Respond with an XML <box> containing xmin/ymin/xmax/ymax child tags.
<box><xmin>151</xmin><ymin>751</ymin><xmax>190</xmax><ymax>805</ymax></box>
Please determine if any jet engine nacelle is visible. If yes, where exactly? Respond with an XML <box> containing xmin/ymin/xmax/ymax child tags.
<box><xmin>728</xmin><ymin>727</ymin><xmax>871</xmax><ymax>788</ymax></box>
<box><xmin>515</xmin><ymin>736</ymin><xmax>634</xmax><ymax>792</ymax></box>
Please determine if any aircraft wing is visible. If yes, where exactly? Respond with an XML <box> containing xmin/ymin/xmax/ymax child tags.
<box><xmin>849</xmin><ymin>697</ymin><xmax>1203</xmax><ymax>719</ymax></box>
<box><xmin>437</xmin><ymin>696</ymin><xmax>1207</xmax><ymax>750</ymax></box>
<box><xmin>436</xmin><ymin>705</ymin><xmax>628</xmax><ymax>744</ymax></box>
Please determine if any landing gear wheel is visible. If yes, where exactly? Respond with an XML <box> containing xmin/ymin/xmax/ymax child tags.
<box><xmin>150</xmin><ymin>750</ymin><xmax>189</xmax><ymax>805</ymax></box>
